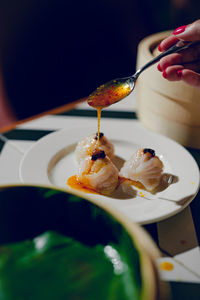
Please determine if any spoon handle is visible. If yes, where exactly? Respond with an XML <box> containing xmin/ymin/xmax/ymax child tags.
<box><xmin>134</xmin><ymin>40</ymin><xmax>200</xmax><ymax>78</ymax></box>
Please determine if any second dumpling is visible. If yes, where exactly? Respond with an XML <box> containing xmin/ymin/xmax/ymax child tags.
<box><xmin>120</xmin><ymin>148</ymin><xmax>163</xmax><ymax>192</ymax></box>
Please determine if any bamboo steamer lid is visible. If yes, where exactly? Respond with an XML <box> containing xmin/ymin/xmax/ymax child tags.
<box><xmin>136</xmin><ymin>31</ymin><xmax>200</xmax><ymax>148</ymax></box>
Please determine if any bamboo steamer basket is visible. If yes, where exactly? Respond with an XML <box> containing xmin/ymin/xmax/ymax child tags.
<box><xmin>136</xmin><ymin>31</ymin><xmax>200</xmax><ymax>148</ymax></box>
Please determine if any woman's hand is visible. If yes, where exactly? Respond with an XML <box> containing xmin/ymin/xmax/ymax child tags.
<box><xmin>157</xmin><ymin>20</ymin><xmax>200</xmax><ymax>88</ymax></box>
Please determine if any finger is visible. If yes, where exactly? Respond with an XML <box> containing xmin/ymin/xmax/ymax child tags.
<box><xmin>157</xmin><ymin>46</ymin><xmax>200</xmax><ymax>71</ymax></box>
<box><xmin>162</xmin><ymin>65</ymin><xmax>184</xmax><ymax>81</ymax></box>
<box><xmin>158</xmin><ymin>36</ymin><xmax>179</xmax><ymax>52</ymax></box>
<box><xmin>161</xmin><ymin>62</ymin><xmax>200</xmax><ymax>74</ymax></box>
<box><xmin>162</xmin><ymin>66</ymin><xmax>200</xmax><ymax>88</ymax></box>
<box><xmin>158</xmin><ymin>61</ymin><xmax>200</xmax><ymax>74</ymax></box>
<box><xmin>180</xmin><ymin>69</ymin><xmax>200</xmax><ymax>88</ymax></box>
<box><xmin>158</xmin><ymin>54</ymin><xmax>182</xmax><ymax>71</ymax></box>
<box><xmin>158</xmin><ymin>20</ymin><xmax>200</xmax><ymax>52</ymax></box>
<box><xmin>173</xmin><ymin>20</ymin><xmax>200</xmax><ymax>41</ymax></box>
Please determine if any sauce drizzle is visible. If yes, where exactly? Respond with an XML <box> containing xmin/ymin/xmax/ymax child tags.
<box><xmin>97</xmin><ymin>107</ymin><xmax>102</xmax><ymax>149</ymax></box>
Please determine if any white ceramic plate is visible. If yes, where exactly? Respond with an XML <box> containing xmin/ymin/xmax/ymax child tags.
<box><xmin>19</xmin><ymin>122</ymin><xmax>200</xmax><ymax>224</ymax></box>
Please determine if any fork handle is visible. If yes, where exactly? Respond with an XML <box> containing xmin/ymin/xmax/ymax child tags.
<box><xmin>135</xmin><ymin>40</ymin><xmax>200</xmax><ymax>78</ymax></box>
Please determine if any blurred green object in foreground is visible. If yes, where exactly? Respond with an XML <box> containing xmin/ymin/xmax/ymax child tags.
<box><xmin>0</xmin><ymin>230</ymin><xmax>141</xmax><ymax>300</ymax></box>
<box><xmin>0</xmin><ymin>186</ymin><xmax>144</xmax><ymax>300</ymax></box>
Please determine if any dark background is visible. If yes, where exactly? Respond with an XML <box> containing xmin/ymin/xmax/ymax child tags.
<box><xmin>0</xmin><ymin>0</ymin><xmax>200</xmax><ymax>119</ymax></box>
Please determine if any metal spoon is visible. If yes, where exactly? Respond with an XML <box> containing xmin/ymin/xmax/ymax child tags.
<box><xmin>87</xmin><ymin>40</ymin><xmax>199</xmax><ymax>108</ymax></box>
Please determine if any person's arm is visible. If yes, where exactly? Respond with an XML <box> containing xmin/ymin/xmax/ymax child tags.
<box><xmin>157</xmin><ymin>20</ymin><xmax>200</xmax><ymax>88</ymax></box>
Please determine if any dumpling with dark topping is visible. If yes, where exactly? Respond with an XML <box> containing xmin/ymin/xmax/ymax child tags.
<box><xmin>75</xmin><ymin>132</ymin><xmax>114</xmax><ymax>163</ymax></box>
<box><xmin>77</xmin><ymin>150</ymin><xmax>119</xmax><ymax>195</ymax></box>
<box><xmin>120</xmin><ymin>148</ymin><xmax>163</xmax><ymax>192</ymax></box>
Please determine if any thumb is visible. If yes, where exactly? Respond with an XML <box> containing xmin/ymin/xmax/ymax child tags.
<box><xmin>173</xmin><ymin>20</ymin><xmax>200</xmax><ymax>41</ymax></box>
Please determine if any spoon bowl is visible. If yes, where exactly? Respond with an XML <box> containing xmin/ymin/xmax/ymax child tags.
<box><xmin>87</xmin><ymin>77</ymin><xmax>135</xmax><ymax>108</ymax></box>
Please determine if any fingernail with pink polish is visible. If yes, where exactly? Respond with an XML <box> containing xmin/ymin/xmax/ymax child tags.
<box><xmin>157</xmin><ymin>64</ymin><xmax>162</xmax><ymax>72</ymax></box>
<box><xmin>162</xmin><ymin>70</ymin><xmax>167</xmax><ymax>79</ymax></box>
<box><xmin>158</xmin><ymin>43</ymin><xmax>162</xmax><ymax>51</ymax></box>
<box><xmin>177</xmin><ymin>69</ymin><xmax>183</xmax><ymax>77</ymax></box>
<box><xmin>173</xmin><ymin>25</ymin><xmax>187</xmax><ymax>35</ymax></box>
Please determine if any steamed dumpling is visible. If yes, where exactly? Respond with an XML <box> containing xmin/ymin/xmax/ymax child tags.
<box><xmin>120</xmin><ymin>148</ymin><xmax>163</xmax><ymax>192</ymax></box>
<box><xmin>75</xmin><ymin>132</ymin><xmax>114</xmax><ymax>163</ymax></box>
<box><xmin>77</xmin><ymin>150</ymin><xmax>119</xmax><ymax>195</ymax></box>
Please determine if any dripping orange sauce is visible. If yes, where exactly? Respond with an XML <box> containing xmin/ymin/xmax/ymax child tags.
<box><xmin>96</xmin><ymin>107</ymin><xmax>101</xmax><ymax>148</ymax></box>
<box><xmin>67</xmin><ymin>108</ymin><xmax>102</xmax><ymax>193</ymax></box>
<box><xmin>68</xmin><ymin>82</ymin><xmax>131</xmax><ymax>193</ymax></box>
<box><xmin>88</xmin><ymin>82</ymin><xmax>131</xmax><ymax>148</ymax></box>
